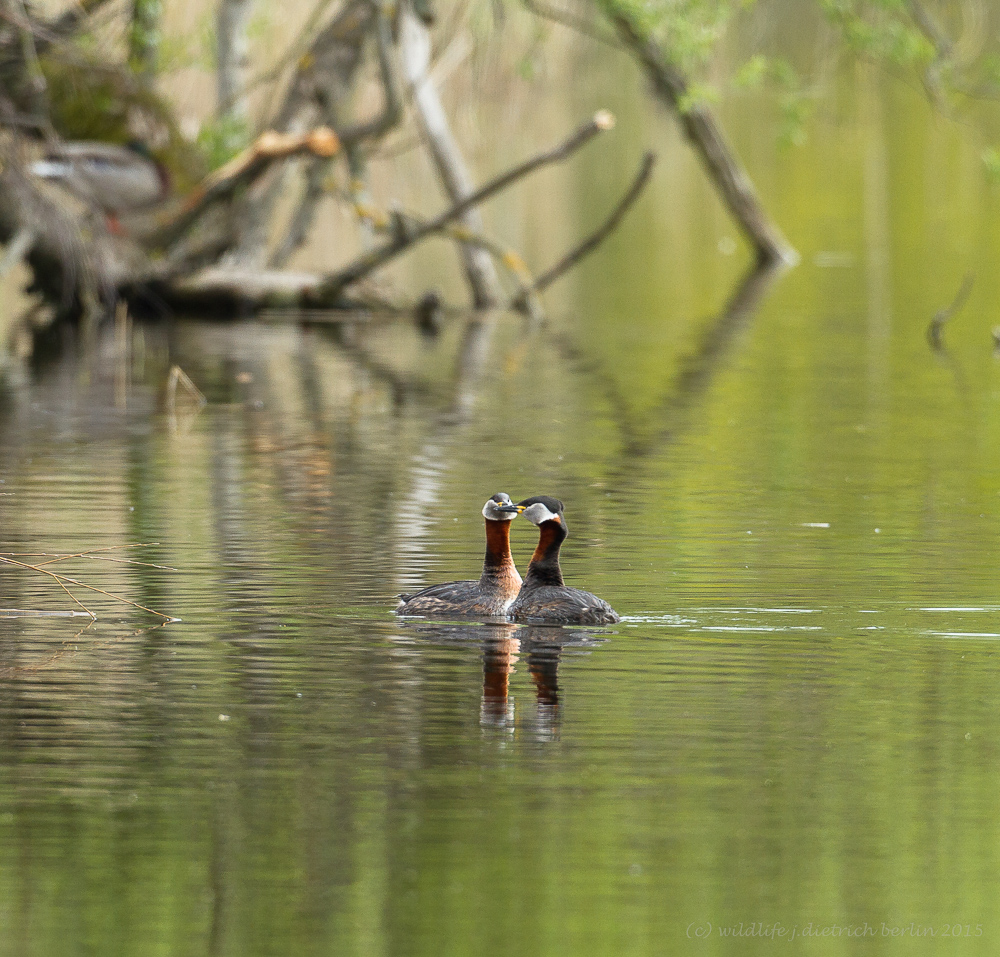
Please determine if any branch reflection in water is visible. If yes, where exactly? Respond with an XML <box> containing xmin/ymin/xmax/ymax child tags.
<box><xmin>551</xmin><ymin>258</ymin><xmax>788</xmax><ymax>483</ymax></box>
<box><xmin>389</xmin><ymin>620</ymin><xmax>609</xmax><ymax>741</ymax></box>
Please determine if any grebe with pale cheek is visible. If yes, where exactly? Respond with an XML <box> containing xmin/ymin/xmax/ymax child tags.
<box><xmin>396</xmin><ymin>494</ymin><xmax>523</xmax><ymax>618</ymax></box>
<box><xmin>507</xmin><ymin>496</ymin><xmax>620</xmax><ymax>625</ymax></box>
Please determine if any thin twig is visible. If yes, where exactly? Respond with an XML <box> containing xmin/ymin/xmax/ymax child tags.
<box><xmin>319</xmin><ymin>111</ymin><xmax>616</xmax><ymax>298</ymax></box>
<box><xmin>0</xmin><ymin>555</ymin><xmax>174</xmax><ymax>620</ymax></box>
<box><xmin>166</xmin><ymin>364</ymin><xmax>207</xmax><ymax>435</ymax></box>
<box><xmin>927</xmin><ymin>272</ymin><xmax>974</xmax><ymax>350</ymax></box>
<box><xmin>166</xmin><ymin>365</ymin><xmax>207</xmax><ymax>407</ymax></box>
<box><xmin>513</xmin><ymin>150</ymin><xmax>656</xmax><ymax>311</ymax></box>
<box><xmin>339</xmin><ymin>5</ymin><xmax>404</xmax><ymax>144</ymax></box>
<box><xmin>907</xmin><ymin>0</ymin><xmax>953</xmax><ymax>109</ymax></box>
<box><xmin>8</xmin><ymin>543</ymin><xmax>175</xmax><ymax>571</ymax></box>
<box><xmin>254</xmin><ymin>0</ymin><xmax>341</xmax><ymax>124</ymax></box>
<box><xmin>12</xmin><ymin>0</ymin><xmax>46</xmax><ymax>94</ymax></box>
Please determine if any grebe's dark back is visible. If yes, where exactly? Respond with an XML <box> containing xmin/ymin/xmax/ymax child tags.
<box><xmin>508</xmin><ymin>495</ymin><xmax>620</xmax><ymax>625</ymax></box>
<box><xmin>396</xmin><ymin>493</ymin><xmax>522</xmax><ymax>618</ymax></box>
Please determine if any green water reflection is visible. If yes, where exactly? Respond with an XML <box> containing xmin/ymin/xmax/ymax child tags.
<box><xmin>3</xmin><ymin>58</ymin><xmax>1000</xmax><ymax>957</ymax></box>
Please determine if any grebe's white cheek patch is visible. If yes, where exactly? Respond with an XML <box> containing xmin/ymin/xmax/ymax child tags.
<box><xmin>482</xmin><ymin>493</ymin><xmax>517</xmax><ymax>520</ymax></box>
<box><xmin>522</xmin><ymin>502</ymin><xmax>560</xmax><ymax>525</ymax></box>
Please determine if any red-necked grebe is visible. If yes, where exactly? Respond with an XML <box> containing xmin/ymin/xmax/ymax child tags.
<box><xmin>507</xmin><ymin>495</ymin><xmax>620</xmax><ymax>625</ymax></box>
<box><xmin>396</xmin><ymin>493</ymin><xmax>522</xmax><ymax>617</ymax></box>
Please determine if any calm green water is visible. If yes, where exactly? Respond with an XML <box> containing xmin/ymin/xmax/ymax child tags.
<box><xmin>4</xmin><ymin>60</ymin><xmax>1000</xmax><ymax>956</ymax></box>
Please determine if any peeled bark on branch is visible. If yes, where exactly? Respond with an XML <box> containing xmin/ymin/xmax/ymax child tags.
<box><xmin>609</xmin><ymin>11</ymin><xmax>796</xmax><ymax>267</ymax></box>
<box><xmin>399</xmin><ymin>5</ymin><xmax>504</xmax><ymax>307</ymax></box>
<box><xmin>216</xmin><ymin>0</ymin><xmax>256</xmax><ymax>121</ymax></box>
<box><xmin>151</xmin><ymin>126</ymin><xmax>340</xmax><ymax>248</ymax></box>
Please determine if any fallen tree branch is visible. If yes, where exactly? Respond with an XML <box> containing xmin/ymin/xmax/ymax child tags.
<box><xmin>609</xmin><ymin>9</ymin><xmax>796</xmax><ymax>267</ymax></box>
<box><xmin>318</xmin><ymin>110</ymin><xmax>615</xmax><ymax>298</ymax></box>
<box><xmin>223</xmin><ymin>1</ymin><xmax>396</xmax><ymax>267</ymax></box>
<box><xmin>152</xmin><ymin>126</ymin><xmax>341</xmax><ymax>248</ymax></box>
<box><xmin>152</xmin><ymin>266</ymin><xmax>351</xmax><ymax>312</ymax></box>
<box><xmin>268</xmin><ymin>6</ymin><xmax>403</xmax><ymax>268</ymax></box>
<box><xmin>343</xmin><ymin>196</ymin><xmax>541</xmax><ymax>312</ymax></box>
<box><xmin>269</xmin><ymin>0</ymin><xmax>373</xmax><ymax>133</ymax></box>
<box><xmin>513</xmin><ymin>149</ymin><xmax>656</xmax><ymax>311</ymax></box>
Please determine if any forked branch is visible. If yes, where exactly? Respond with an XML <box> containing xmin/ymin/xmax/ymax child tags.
<box><xmin>319</xmin><ymin>111</ymin><xmax>616</xmax><ymax>298</ymax></box>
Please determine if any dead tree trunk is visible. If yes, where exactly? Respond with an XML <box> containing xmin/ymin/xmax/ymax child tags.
<box><xmin>216</xmin><ymin>0</ymin><xmax>256</xmax><ymax>122</ymax></box>
<box><xmin>399</xmin><ymin>5</ymin><xmax>505</xmax><ymax>307</ymax></box>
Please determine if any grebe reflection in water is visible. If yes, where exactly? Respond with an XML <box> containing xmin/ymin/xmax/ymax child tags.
<box><xmin>396</xmin><ymin>493</ymin><xmax>522</xmax><ymax>618</ymax></box>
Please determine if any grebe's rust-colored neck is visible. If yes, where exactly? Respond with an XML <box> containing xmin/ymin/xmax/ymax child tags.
<box><xmin>482</xmin><ymin>519</ymin><xmax>522</xmax><ymax>588</ymax></box>
<box><xmin>524</xmin><ymin>518</ymin><xmax>566</xmax><ymax>588</ymax></box>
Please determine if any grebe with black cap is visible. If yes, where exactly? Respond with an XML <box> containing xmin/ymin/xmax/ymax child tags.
<box><xmin>508</xmin><ymin>495</ymin><xmax>620</xmax><ymax>625</ymax></box>
<box><xmin>396</xmin><ymin>493</ymin><xmax>522</xmax><ymax>617</ymax></box>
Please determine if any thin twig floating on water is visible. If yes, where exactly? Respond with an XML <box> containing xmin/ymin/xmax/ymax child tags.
<box><xmin>927</xmin><ymin>272</ymin><xmax>974</xmax><ymax>350</ymax></box>
<box><xmin>5</xmin><ymin>542</ymin><xmax>177</xmax><ymax>571</ymax></box>
<box><xmin>0</xmin><ymin>544</ymin><xmax>177</xmax><ymax>621</ymax></box>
